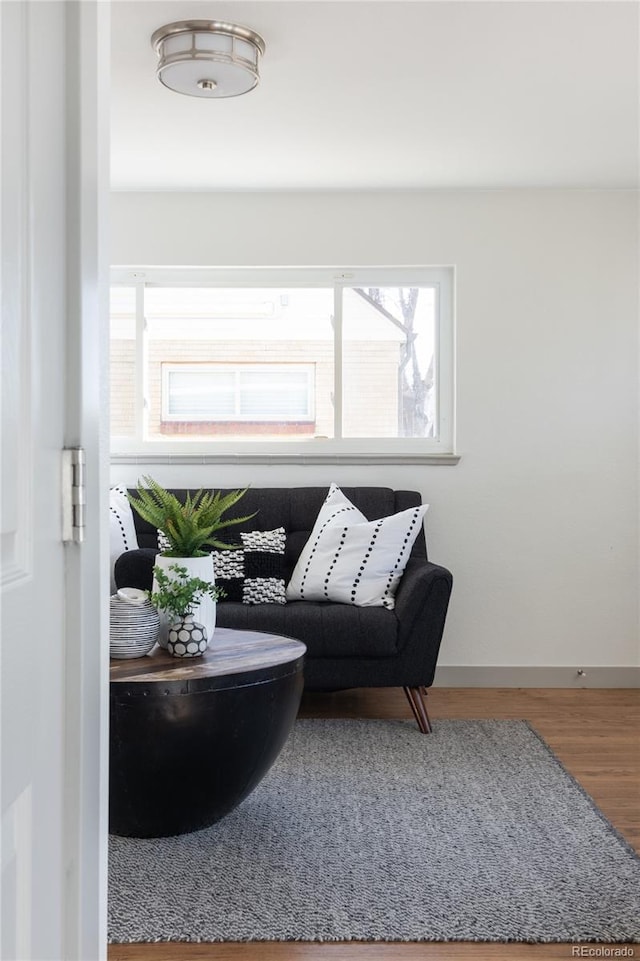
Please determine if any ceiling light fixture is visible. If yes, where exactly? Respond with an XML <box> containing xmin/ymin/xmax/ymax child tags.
<box><xmin>150</xmin><ymin>20</ymin><xmax>265</xmax><ymax>99</ymax></box>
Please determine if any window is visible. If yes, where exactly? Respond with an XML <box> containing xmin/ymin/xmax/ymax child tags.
<box><xmin>162</xmin><ymin>365</ymin><xmax>315</xmax><ymax>432</ymax></box>
<box><xmin>110</xmin><ymin>267</ymin><xmax>455</xmax><ymax>461</ymax></box>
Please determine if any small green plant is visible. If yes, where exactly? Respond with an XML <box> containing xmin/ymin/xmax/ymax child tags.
<box><xmin>148</xmin><ymin>564</ymin><xmax>225</xmax><ymax>621</ymax></box>
<box><xmin>127</xmin><ymin>475</ymin><xmax>256</xmax><ymax>557</ymax></box>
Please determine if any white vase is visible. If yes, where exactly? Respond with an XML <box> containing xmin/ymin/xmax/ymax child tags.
<box><xmin>153</xmin><ymin>554</ymin><xmax>217</xmax><ymax>650</ymax></box>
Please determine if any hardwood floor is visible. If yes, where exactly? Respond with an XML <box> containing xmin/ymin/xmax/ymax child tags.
<box><xmin>108</xmin><ymin>687</ymin><xmax>640</xmax><ymax>961</ymax></box>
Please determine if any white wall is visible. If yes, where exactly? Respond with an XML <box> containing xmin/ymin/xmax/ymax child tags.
<box><xmin>110</xmin><ymin>190</ymin><xmax>639</xmax><ymax>673</ymax></box>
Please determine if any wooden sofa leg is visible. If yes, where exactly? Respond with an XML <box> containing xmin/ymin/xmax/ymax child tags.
<box><xmin>403</xmin><ymin>686</ymin><xmax>433</xmax><ymax>734</ymax></box>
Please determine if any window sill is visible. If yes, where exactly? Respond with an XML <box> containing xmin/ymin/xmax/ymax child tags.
<box><xmin>110</xmin><ymin>451</ymin><xmax>461</xmax><ymax>466</ymax></box>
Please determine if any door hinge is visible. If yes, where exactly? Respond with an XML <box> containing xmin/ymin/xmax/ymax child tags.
<box><xmin>62</xmin><ymin>447</ymin><xmax>86</xmax><ymax>543</ymax></box>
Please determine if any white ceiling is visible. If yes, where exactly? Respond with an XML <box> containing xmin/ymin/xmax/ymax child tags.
<box><xmin>111</xmin><ymin>1</ymin><xmax>640</xmax><ymax>191</ymax></box>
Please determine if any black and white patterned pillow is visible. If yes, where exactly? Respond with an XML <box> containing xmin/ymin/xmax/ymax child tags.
<box><xmin>213</xmin><ymin>528</ymin><xmax>287</xmax><ymax>605</ymax></box>
<box><xmin>157</xmin><ymin>529</ymin><xmax>171</xmax><ymax>552</ymax></box>
<box><xmin>286</xmin><ymin>483</ymin><xmax>428</xmax><ymax>609</ymax></box>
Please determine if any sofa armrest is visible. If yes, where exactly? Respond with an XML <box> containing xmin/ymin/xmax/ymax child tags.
<box><xmin>394</xmin><ymin>557</ymin><xmax>453</xmax><ymax>648</ymax></box>
<box><xmin>114</xmin><ymin>547</ymin><xmax>159</xmax><ymax>593</ymax></box>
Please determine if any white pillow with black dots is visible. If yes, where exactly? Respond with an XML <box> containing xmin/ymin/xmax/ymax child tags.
<box><xmin>286</xmin><ymin>483</ymin><xmax>428</xmax><ymax>609</ymax></box>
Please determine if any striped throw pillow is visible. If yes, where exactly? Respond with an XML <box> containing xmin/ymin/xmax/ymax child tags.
<box><xmin>285</xmin><ymin>484</ymin><xmax>427</xmax><ymax>610</ymax></box>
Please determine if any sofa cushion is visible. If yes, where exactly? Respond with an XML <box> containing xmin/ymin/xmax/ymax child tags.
<box><xmin>286</xmin><ymin>484</ymin><xmax>428</xmax><ymax>610</ymax></box>
<box><xmin>216</xmin><ymin>601</ymin><xmax>399</xmax><ymax>658</ymax></box>
<box><xmin>128</xmin><ymin>487</ymin><xmax>428</xmax><ymax>574</ymax></box>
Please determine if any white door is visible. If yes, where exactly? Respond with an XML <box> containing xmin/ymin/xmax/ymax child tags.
<box><xmin>1</xmin><ymin>3</ymin><xmax>109</xmax><ymax>959</ymax></box>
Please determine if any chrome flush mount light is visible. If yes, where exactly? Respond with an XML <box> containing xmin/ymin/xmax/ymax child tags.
<box><xmin>150</xmin><ymin>20</ymin><xmax>266</xmax><ymax>98</ymax></box>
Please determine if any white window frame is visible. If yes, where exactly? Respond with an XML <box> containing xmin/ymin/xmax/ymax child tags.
<box><xmin>110</xmin><ymin>266</ymin><xmax>457</xmax><ymax>464</ymax></box>
<box><xmin>161</xmin><ymin>363</ymin><xmax>316</xmax><ymax>424</ymax></box>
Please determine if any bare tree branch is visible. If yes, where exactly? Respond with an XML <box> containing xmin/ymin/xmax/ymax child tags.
<box><xmin>352</xmin><ymin>288</ymin><xmax>408</xmax><ymax>335</ymax></box>
<box><xmin>351</xmin><ymin>286</ymin><xmax>432</xmax><ymax>438</ymax></box>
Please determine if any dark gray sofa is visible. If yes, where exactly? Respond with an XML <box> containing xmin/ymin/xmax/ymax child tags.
<box><xmin>114</xmin><ymin>486</ymin><xmax>453</xmax><ymax>733</ymax></box>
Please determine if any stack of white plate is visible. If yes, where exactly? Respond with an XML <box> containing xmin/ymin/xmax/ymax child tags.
<box><xmin>110</xmin><ymin>588</ymin><xmax>160</xmax><ymax>659</ymax></box>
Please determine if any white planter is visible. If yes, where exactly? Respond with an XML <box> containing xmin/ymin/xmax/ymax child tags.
<box><xmin>153</xmin><ymin>554</ymin><xmax>217</xmax><ymax>650</ymax></box>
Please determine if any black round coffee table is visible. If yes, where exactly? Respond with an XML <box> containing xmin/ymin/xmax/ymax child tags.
<box><xmin>109</xmin><ymin>627</ymin><xmax>306</xmax><ymax>838</ymax></box>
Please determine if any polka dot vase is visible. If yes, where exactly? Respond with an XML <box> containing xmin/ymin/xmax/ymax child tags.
<box><xmin>167</xmin><ymin>615</ymin><xmax>208</xmax><ymax>658</ymax></box>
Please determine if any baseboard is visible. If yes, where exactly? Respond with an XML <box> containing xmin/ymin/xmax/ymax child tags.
<box><xmin>432</xmin><ymin>665</ymin><xmax>640</xmax><ymax>688</ymax></box>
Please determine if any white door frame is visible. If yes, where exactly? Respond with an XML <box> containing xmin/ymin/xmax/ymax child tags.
<box><xmin>62</xmin><ymin>2</ymin><xmax>111</xmax><ymax>957</ymax></box>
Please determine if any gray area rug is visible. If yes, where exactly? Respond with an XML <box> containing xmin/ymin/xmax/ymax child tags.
<box><xmin>108</xmin><ymin>719</ymin><xmax>640</xmax><ymax>943</ymax></box>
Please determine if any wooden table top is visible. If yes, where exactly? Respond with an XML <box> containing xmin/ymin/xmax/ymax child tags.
<box><xmin>110</xmin><ymin>627</ymin><xmax>306</xmax><ymax>684</ymax></box>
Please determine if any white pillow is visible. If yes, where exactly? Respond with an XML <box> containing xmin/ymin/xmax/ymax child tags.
<box><xmin>109</xmin><ymin>486</ymin><xmax>139</xmax><ymax>594</ymax></box>
<box><xmin>286</xmin><ymin>483</ymin><xmax>428</xmax><ymax>610</ymax></box>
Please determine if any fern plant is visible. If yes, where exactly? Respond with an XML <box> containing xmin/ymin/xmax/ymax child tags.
<box><xmin>127</xmin><ymin>476</ymin><xmax>256</xmax><ymax>557</ymax></box>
